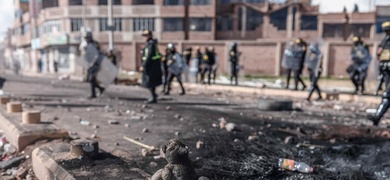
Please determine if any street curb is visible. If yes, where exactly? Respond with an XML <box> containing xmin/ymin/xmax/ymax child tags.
<box><xmin>0</xmin><ymin>107</ymin><xmax>69</xmax><ymax>151</ymax></box>
<box><xmin>32</xmin><ymin>146</ymin><xmax>76</xmax><ymax>180</ymax></box>
<box><xmin>182</xmin><ymin>83</ymin><xmax>382</xmax><ymax>104</ymax></box>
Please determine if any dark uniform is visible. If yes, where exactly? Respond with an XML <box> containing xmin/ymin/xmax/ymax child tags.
<box><xmin>107</xmin><ymin>49</ymin><xmax>118</xmax><ymax>84</ymax></box>
<box><xmin>286</xmin><ymin>38</ymin><xmax>307</xmax><ymax>90</ymax></box>
<box><xmin>183</xmin><ymin>47</ymin><xmax>192</xmax><ymax>66</ymax></box>
<box><xmin>210</xmin><ymin>47</ymin><xmax>218</xmax><ymax>84</ymax></box>
<box><xmin>84</xmin><ymin>32</ymin><xmax>105</xmax><ymax>98</ymax></box>
<box><xmin>347</xmin><ymin>36</ymin><xmax>370</xmax><ymax>94</ymax></box>
<box><xmin>306</xmin><ymin>43</ymin><xmax>323</xmax><ymax>101</ymax></box>
<box><xmin>368</xmin><ymin>22</ymin><xmax>390</xmax><ymax>126</ymax></box>
<box><xmin>164</xmin><ymin>43</ymin><xmax>185</xmax><ymax>95</ymax></box>
<box><xmin>229</xmin><ymin>42</ymin><xmax>239</xmax><ymax>85</ymax></box>
<box><xmin>161</xmin><ymin>48</ymin><xmax>170</xmax><ymax>93</ymax></box>
<box><xmin>195</xmin><ymin>47</ymin><xmax>203</xmax><ymax>83</ymax></box>
<box><xmin>141</xmin><ymin>30</ymin><xmax>162</xmax><ymax>104</ymax></box>
<box><xmin>201</xmin><ymin>47</ymin><xmax>216</xmax><ymax>85</ymax></box>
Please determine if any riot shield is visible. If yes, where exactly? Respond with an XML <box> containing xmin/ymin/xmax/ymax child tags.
<box><xmin>77</xmin><ymin>41</ymin><xmax>99</xmax><ymax>68</ymax></box>
<box><xmin>305</xmin><ymin>42</ymin><xmax>322</xmax><ymax>73</ymax></box>
<box><xmin>96</xmin><ymin>57</ymin><xmax>119</xmax><ymax>87</ymax></box>
<box><xmin>351</xmin><ymin>45</ymin><xmax>372</xmax><ymax>72</ymax></box>
<box><xmin>282</xmin><ymin>42</ymin><xmax>304</xmax><ymax>70</ymax></box>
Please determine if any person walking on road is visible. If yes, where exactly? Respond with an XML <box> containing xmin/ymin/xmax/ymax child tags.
<box><xmin>368</xmin><ymin>22</ymin><xmax>390</xmax><ymax>126</ymax></box>
<box><xmin>195</xmin><ymin>46</ymin><xmax>203</xmax><ymax>83</ymax></box>
<box><xmin>306</xmin><ymin>42</ymin><xmax>323</xmax><ymax>101</ymax></box>
<box><xmin>229</xmin><ymin>42</ymin><xmax>240</xmax><ymax>85</ymax></box>
<box><xmin>347</xmin><ymin>36</ymin><xmax>371</xmax><ymax>94</ymax></box>
<box><xmin>107</xmin><ymin>49</ymin><xmax>118</xmax><ymax>84</ymax></box>
<box><xmin>140</xmin><ymin>30</ymin><xmax>162</xmax><ymax>104</ymax></box>
<box><xmin>80</xmin><ymin>31</ymin><xmax>105</xmax><ymax>99</ymax></box>
<box><xmin>164</xmin><ymin>43</ymin><xmax>186</xmax><ymax>95</ymax></box>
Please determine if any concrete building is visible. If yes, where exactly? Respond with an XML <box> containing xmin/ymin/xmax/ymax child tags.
<box><xmin>6</xmin><ymin>0</ymin><xmax>390</xmax><ymax>79</ymax></box>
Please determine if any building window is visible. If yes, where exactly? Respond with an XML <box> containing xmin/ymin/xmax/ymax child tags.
<box><xmin>190</xmin><ymin>18</ymin><xmax>212</xmax><ymax>31</ymax></box>
<box><xmin>163</xmin><ymin>18</ymin><xmax>183</xmax><ymax>31</ymax></box>
<box><xmin>133</xmin><ymin>18</ymin><xmax>155</xmax><ymax>31</ymax></box>
<box><xmin>69</xmin><ymin>0</ymin><xmax>83</xmax><ymax>5</ymax></box>
<box><xmin>245</xmin><ymin>9</ymin><xmax>263</xmax><ymax>31</ymax></box>
<box><xmin>99</xmin><ymin>18</ymin><xmax>122</xmax><ymax>31</ymax></box>
<box><xmin>216</xmin><ymin>15</ymin><xmax>233</xmax><ymax>31</ymax></box>
<box><xmin>71</xmin><ymin>18</ymin><xmax>83</xmax><ymax>32</ymax></box>
<box><xmin>40</xmin><ymin>20</ymin><xmax>62</xmax><ymax>34</ymax></box>
<box><xmin>164</xmin><ymin>0</ymin><xmax>184</xmax><ymax>5</ymax></box>
<box><xmin>219</xmin><ymin>0</ymin><xmax>264</xmax><ymax>3</ymax></box>
<box><xmin>133</xmin><ymin>0</ymin><xmax>154</xmax><ymax>5</ymax></box>
<box><xmin>190</xmin><ymin>0</ymin><xmax>210</xmax><ymax>5</ymax></box>
<box><xmin>350</xmin><ymin>24</ymin><xmax>371</xmax><ymax>38</ymax></box>
<box><xmin>98</xmin><ymin>0</ymin><xmax>122</xmax><ymax>5</ymax></box>
<box><xmin>323</xmin><ymin>24</ymin><xmax>344</xmax><ymax>38</ymax></box>
<box><xmin>42</xmin><ymin>0</ymin><xmax>59</xmax><ymax>9</ymax></box>
<box><xmin>22</xmin><ymin>24</ymin><xmax>30</xmax><ymax>35</ymax></box>
<box><xmin>376</xmin><ymin>16</ymin><xmax>390</xmax><ymax>34</ymax></box>
<box><xmin>300</xmin><ymin>15</ymin><xmax>317</xmax><ymax>30</ymax></box>
<box><xmin>270</xmin><ymin>7</ymin><xmax>288</xmax><ymax>30</ymax></box>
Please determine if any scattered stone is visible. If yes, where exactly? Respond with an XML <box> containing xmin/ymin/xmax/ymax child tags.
<box><xmin>219</xmin><ymin>117</ymin><xmax>228</xmax><ymax>129</ymax></box>
<box><xmin>329</xmin><ymin>138</ymin><xmax>336</xmax><ymax>144</ymax></box>
<box><xmin>196</xmin><ymin>141</ymin><xmax>204</xmax><ymax>149</ymax></box>
<box><xmin>108</xmin><ymin>120</ymin><xmax>119</xmax><ymax>125</ymax></box>
<box><xmin>134</xmin><ymin>137</ymin><xmax>143</xmax><ymax>141</ymax></box>
<box><xmin>333</xmin><ymin>104</ymin><xmax>343</xmax><ymax>111</ymax></box>
<box><xmin>174</xmin><ymin>114</ymin><xmax>181</xmax><ymax>119</ymax></box>
<box><xmin>142</xmin><ymin>128</ymin><xmax>150</xmax><ymax>133</ymax></box>
<box><xmin>149</xmin><ymin>161</ymin><xmax>158</xmax><ymax>168</ymax></box>
<box><xmin>141</xmin><ymin>104</ymin><xmax>147</xmax><ymax>109</ymax></box>
<box><xmin>248</xmin><ymin>135</ymin><xmax>259</xmax><ymax>141</ymax></box>
<box><xmin>131</xmin><ymin>116</ymin><xmax>142</xmax><ymax>120</ymax></box>
<box><xmin>115</xmin><ymin>142</ymin><xmax>120</xmax><ymax>146</ymax></box>
<box><xmin>284</xmin><ymin>136</ymin><xmax>294</xmax><ymax>144</ymax></box>
<box><xmin>211</xmin><ymin>123</ymin><xmax>218</xmax><ymax>128</ymax></box>
<box><xmin>124</xmin><ymin>124</ymin><xmax>130</xmax><ymax>128</ymax></box>
<box><xmin>90</xmin><ymin>134</ymin><xmax>97</xmax><ymax>138</ymax></box>
<box><xmin>116</xmin><ymin>111</ymin><xmax>122</xmax><ymax>116</ymax></box>
<box><xmin>141</xmin><ymin>149</ymin><xmax>150</xmax><ymax>157</ymax></box>
<box><xmin>175</xmin><ymin>131</ymin><xmax>180</xmax><ymax>136</ymax></box>
<box><xmin>179</xmin><ymin>118</ymin><xmax>184</xmax><ymax>121</ymax></box>
<box><xmin>52</xmin><ymin>116</ymin><xmax>59</xmax><ymax>121</ymax></box>
<box><xmin>225</xmin><ymin>123</ymin><xmax>237</xmax><ymax>132</ymax></box>
<box><xmin>165</xmin><ymin>106</ymin><xmax>171</xmax><ymax>111</ymax></box>
<box><xmin>93</xmin><ymin>125</ymin><xmax>99</xmax><ymax>129</ymax></box>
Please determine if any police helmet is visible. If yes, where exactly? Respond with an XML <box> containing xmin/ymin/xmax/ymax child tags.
<box><xmin>231</xmin><ymin>42</ymin><xmax>237</xmax><ymax>49</ymax></box>
<box><xmin>167</xmin><ymin>43</ymin><xmax>175</xmax><ymax>50</ymax></box>
<box><xmin>82</xmin><ymin>31</ymin><xmax>93</xmax><ymax>39</ymax></box>
<box><xmin>352</xmin><ymin>36</ymin><xmax>361</xmax><ymax>42</ymax></box>
<box><xmin>295</xmin><ymin>38</ymin><xmax>303</xmax><ymax>44</ymax></box>
<box><xmin>382</xmin><ymin>21</ymin><xmax>390</xmax><ymax>32</ymax></box>
<box><xmin>142</xmin><ymin>29</ymin><xmax>152</xmax><ymax>36</ymax></box>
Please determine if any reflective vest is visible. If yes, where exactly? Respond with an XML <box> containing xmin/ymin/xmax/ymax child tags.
<box><xmin>142</xmin><ymin>44</ymin><xmax>161</xmax><ymax>61</ymax></box>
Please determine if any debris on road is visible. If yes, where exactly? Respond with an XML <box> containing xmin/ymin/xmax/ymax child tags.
<box><xmin>108</xmin><ymin>120</ymin><xmax>119</xmax><ymax>125</ymax></box>
<box><xmin>196</xmin><ymin>141</ymin><xmax>204</xmax><ymax>149</ymax></box>
<box><xmin>278</xmin><ymin>158</ymin><xmax>313</xmax><ymax>173</ymax></box>
<box><xmin>225</xmin><ymin>123</ymin><xmax>238</xmax><ymax>132</ymax></box>
<box><xmin>142</xmin><ymin>128</ymin><xmax>150</xmax><ymax>133</ymax></box>
<box><xmin>123</xmin><ymin>136</ymin><xmax>156</xmax><ymax>151</ymax></box>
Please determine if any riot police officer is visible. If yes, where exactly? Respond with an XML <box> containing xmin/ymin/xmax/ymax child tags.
<box><xmin>195</xmin><ymin>46</ymin><xmax>203</xmax><ymax>83</ymax></box>
<box><xmin>306</xmin><ymin>43</ymin><xmax>323</xmax><ymax>101</ymax></box>
<box><xmin>284</xmin><ymin>39</ymin><xmax>307</xmax><ymax>90</ymax></box>
<box><xmin>202</xmin><ymin>47</ymin><xmax>216</xmax><ymax>85</ymax></box>
<box><xmin>348</xmin><ymin>36</ymin><xmax>370</xmax><ymax>94</ymax></box>
<box><xmin>368</xmin><ymin>22</ymin><xmax>390</xmax><ymax>126</ymax></box>
<box><xmin>183</xmin><ymin>47</ymin><xmax>192</xmax><ymax>66</ymax></box>
<box><xmin>161</xmin><ymin>47</ymin><xmax>170</xmax><ymax>93</ymax></box>
<box><xmin>296</xmin><ymin>38</ymin><xmax>307</xmax><ymax>90</ymax></box>
<box><xmin>83</xmin><ymin>31</ymin><xmax>105</xmax><ymax>99</ymax></box>
<box><xmin>107</xmin><ymin>48</ymin><xmax>118</xmax><ymax>84</ymax></box>
<box><xmin>164</xmin><ymin>43</ymin><xmax>185</xmax><ymax>95</ymax></box>
<box><xmin>229</xmin><ymin>42</ymin><xmax>240</xmax><ymax>85</ymax></box>
<box><xmin>140</xmin><ymin>30</ymin><xmax>162</xmax><ymax>104</ymax></box>
<box><xmin>210</xmin><ymin>47</ymin><xmax>218</xmax><ymax>84</ymax></box>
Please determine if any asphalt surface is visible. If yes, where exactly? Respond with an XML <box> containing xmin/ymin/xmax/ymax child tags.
<box><xmin>2</xmin><ymin>73</ymin><xmax>390</xmax><ymax>179</ymax></box>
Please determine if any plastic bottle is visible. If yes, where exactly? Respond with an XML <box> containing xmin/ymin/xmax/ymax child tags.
<box><xmin>278</xmin><ymin>158</ymin><xmax>313</xmax><ymax>173</ymax></box>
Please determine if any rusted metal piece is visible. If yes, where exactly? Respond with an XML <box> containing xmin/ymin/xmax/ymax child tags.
<box><xmin>70</xmin><ymin>139</ymin><xmax>99</xmax><ymax>158</ymax></box>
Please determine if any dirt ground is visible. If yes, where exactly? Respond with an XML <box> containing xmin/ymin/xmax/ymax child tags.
<box><xmin>1</xmin><ymin>73</ymin><xmax>390</xmax><ymax>179</ymax></box>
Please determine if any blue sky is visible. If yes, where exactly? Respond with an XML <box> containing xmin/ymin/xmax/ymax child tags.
<box><xmin>1</xmin><ymin>0</ymin><xmax>390</xmax><ymax>40</ymax></box>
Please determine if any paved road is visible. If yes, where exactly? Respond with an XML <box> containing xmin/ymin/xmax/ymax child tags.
<box><xmin>2</xmin><ymin>73</ymin><xmax>390</xmax><ymax>179</ymax></box>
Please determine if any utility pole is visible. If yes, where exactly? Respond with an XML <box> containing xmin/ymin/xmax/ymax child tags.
<box><xmin>108</xmin><ymin>0</ymin><xmax>114</xmax><ymax>50</ymax></box>
<box><xmin>82</xmin><ymin>0</ymin><xmax>87</xmax><ymax>31</ymax></box>
<box><xmin>184</xmin><ymin>0</ymin><xmax>189</xmax><ymax>40</ymax></box>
